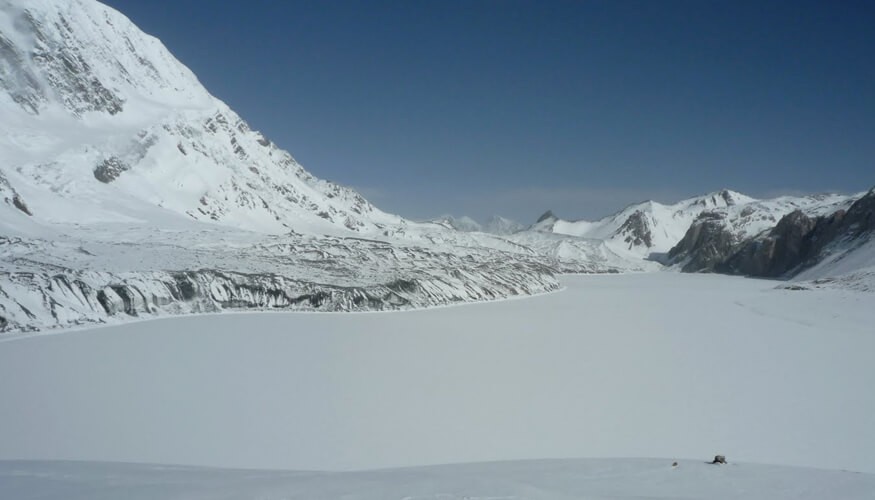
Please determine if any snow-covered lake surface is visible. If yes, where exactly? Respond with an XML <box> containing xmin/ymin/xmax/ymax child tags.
<box><xmin>1</xmin><ymin>273</ymin><xmax>873</xmax><ymax>480</ymax></box>
<box><xmin>3</xmin><ymin>458</ymin><xmax>874</xmax><ymax>500</ymax></box>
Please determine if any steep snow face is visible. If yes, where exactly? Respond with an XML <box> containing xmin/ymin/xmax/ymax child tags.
<box><xmin>0</xmin><ymin>0</ymin><xmax>209</xmax><ymax>115</ymax></box>
<box><xmin>0</xmin><ymin>0</ymin><xmax>400</xmax><ymax>234</ymax></box>
<box><xmin>535</xmin><ymin>190</ymin><xmax>756</xmax><ymax>257</ymax></box>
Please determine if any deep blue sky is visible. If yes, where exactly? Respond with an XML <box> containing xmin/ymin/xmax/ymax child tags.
<box><xmin>102</xmin><ymin>0</ymin><xmax>874</xmax><ymax>222</ymax></box>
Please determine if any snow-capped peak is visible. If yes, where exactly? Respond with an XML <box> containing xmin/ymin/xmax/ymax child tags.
<box><xmin>0</xmin><ymin>0</ymin><xmax>402</xmax><ymax>235</ymax></box>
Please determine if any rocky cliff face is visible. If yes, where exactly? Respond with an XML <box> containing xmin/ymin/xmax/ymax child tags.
<box><xmin>719</xmin><ymin>189</ymin><xmax>874</xmax><ymax>278</ymax></box>
<box><xmin>668</xmin><ymin>193</ymin><xmax>858</xmax><ymax>274</ymax></box>
<box><xmin>667</xmin><ymin>211</ymin><xmax>744</xmax><ymax>272</ymax></box>
<box><xmin>669</xmin><ymin>189</ymin><xmax>874</xmax><ymax>278</ymax></box>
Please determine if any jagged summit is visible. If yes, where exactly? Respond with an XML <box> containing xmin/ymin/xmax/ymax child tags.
<box><xmin>0</xmin><ymin>0</ymin><xmax>401</xmax><ymax>235</ymax></box>
<box><xmin>536</xmin><ymin>210</ymin><xmax>557</xmax><ymax>223</ymax></box>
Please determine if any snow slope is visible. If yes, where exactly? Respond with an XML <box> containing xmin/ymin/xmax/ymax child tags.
<box><xmin>2</xmin><ymin>459</ymin><xmax>873</xmax><ymax>500</ymax></box>
<box><xmin>0</xmin><ymin>0</ymin><xmax>400</xmax><ymax>234</ymax></box>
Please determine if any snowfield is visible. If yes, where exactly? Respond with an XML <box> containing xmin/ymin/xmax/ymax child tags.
<box><xmin>2</xmin><ymin>458</ymin><xmax>874</xmax><ymax>500</ymax></box>
<box><xmin>1</xmin><ymin>273</ymin><xmax>873</xmax><ymax>486</ymax></box>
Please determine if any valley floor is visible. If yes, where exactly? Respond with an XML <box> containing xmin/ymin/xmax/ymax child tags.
<box><xmin>0</xmin><ymin>273</ymin><xmax>873</xmax><ymax>497</ymax></box>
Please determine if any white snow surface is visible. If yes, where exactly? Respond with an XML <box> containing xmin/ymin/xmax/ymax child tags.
<box><xmin>785</xmin><ymin>237</ymin><xmax>875</xmax><ymax>292</ymax></box>
<box><xmin>2</xmin><ymin>274</ymin><xmax>873</xmax><ymax>476</ymax></box>
<box><xmin>2</xmin><ymin>458</ymin><xmax>873</xmax><ymax>500</ymax></box>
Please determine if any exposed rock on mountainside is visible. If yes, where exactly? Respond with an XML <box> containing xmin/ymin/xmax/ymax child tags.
<box><xmin>92</xmin><ymin>156</ymin><xmax>130</xmax><ymax>183</ymax></box>
<box><xmin>615</xmin><ymin>210</ymin><xmax>653</xmax><ymax>248</ymax></box>
<box><xmin>668</xmin><ymin>211</ymin><xmax>741</xmax><ymax>272</ymax></box>
<box><xmin>668</xmin><ymin>193</ymin><xmax>857</xmax><ymax>274</ymax></box>
<box><xmin>718</xmin><ymin>189</ymin><xmax>874</xmax><ymax>278</ymax></box>
<box><xmin>533</xmin><ymin>190</ymin><xmax>756</xmax><ymax>257</ymax></box>
<box><xmin>0</xmin><ymin>171</ymin><xmax>31</xmax><ymax>215</ymax></box>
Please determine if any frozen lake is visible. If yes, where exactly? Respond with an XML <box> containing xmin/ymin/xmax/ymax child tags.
<box><xmin>1</xmin><ymin>273</ymin><xmax>873</xmax><ymax>472</ymax></box>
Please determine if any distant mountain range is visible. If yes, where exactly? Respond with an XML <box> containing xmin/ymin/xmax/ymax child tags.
<box><xmin>1</xmin><ymin>0</ymin><xmax>872</xmax><ymax>333</ymax></box>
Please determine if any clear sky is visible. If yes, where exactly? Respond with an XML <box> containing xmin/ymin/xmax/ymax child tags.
<box><xmin>101</xmin><ymin>0</ymin><xmax>874</xmax><ymax>223</ymax></box>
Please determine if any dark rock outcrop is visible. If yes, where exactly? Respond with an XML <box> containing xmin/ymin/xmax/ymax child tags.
<box><xmin>719</xmin><ymin>189</ymin><xmax>874</xmax><ymax>278</ymax></box>
<box><xmin>670</xmin><ymin>188</ymin><xmax>874</xmax><ymax>279</ymax></box>
<box><xmin>12</xmin><ymin>194</ymin><xmax>32</xmax><ymax>216</ymax></box>
<box><xmin>1</xmin><ymin>172</ymin><xmax>33</xmax><ymax>215</ymax></box>
<box><xmin>718</xmin><ymin>210</ymin><xmax>821</xmax><ymax>277</ymax></box>
<box><xmin>616</xmin><ymin>210</ymin><xmax>653</xmax><ymax>249</ymax></box>
<box><xmin>536</xmin><ymin>210</ymin><xmax>557</xmax><ymax>223</ymax></box>
<box><xmin>93</xmin><ymin>156</ymin><xmax>130</xmax><ymax>183</ymax></box>
<box><xmin>669</xmin><ymin>212</ymin><xmax>741</xmax><ymax>272</ymax></box>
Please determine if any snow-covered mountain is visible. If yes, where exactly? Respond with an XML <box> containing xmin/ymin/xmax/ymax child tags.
<box><xmin>531</xmin><ymin>189</ymin><xmax>757</xmax><ymax>257</ymax></box>
<box><xmin>668</xmin><ymin>192</ymin><xmax>855</xmax><ymax>272</ymax></box>
<box><xmin>0</xmin><ymin>0</ymin><xmax>400</xmax><ymax>235</ymax></box>
<box><xmin>722</xmin><ymin>189</ymin><xmax>875</xmax><ymax>284</ymax></box>
<box><xmin>1</xmin><ymin>0</ymin><xmax>873</xmax><ymax>335</ymax></box>
<box><xmin>528</xmin><ymin>188</ymin><xmax>873</xmax><ymax>285</ymax></box>
<box><xmin>0</xmin><ymin>0</ymin><xmax>571</xmax><ymax>333</ymax></box>
<box><xmin>426</xmin><ymin>214</ymin><xmax>525</xmax><ymax>235</ymax></box>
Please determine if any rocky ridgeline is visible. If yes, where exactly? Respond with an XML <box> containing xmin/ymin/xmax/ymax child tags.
<box><xmin>670</xmin><ymin>189</ymin><xmax>874</xmax><ymax>278</ymax></box>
